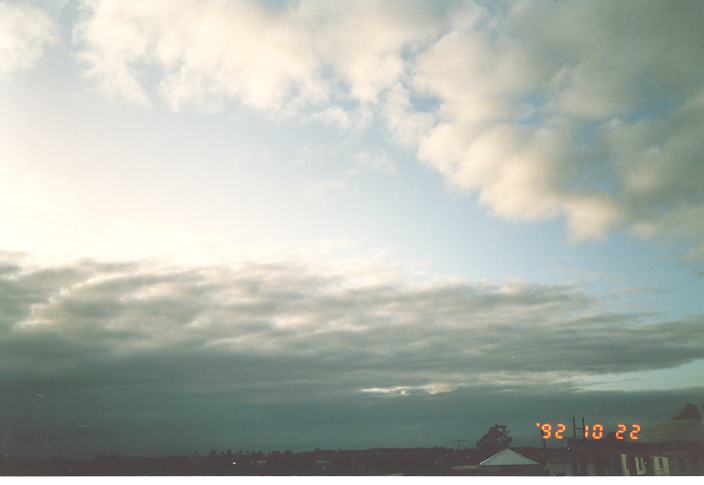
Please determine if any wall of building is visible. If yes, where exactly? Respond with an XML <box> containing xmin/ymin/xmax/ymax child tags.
<box><xmin>653</xmin><ymin>456</ymin><xmax>670</xmax><ymax>476</ymax></box>
<box><xmin>546</xmin><ymin>460</ymin><xmax>572</xmax><ymax>476</ymax></box>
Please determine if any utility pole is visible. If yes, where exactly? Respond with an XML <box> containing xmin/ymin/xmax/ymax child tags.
<box><xmin>453</xmin><ymin>439</ymin><xmax>468</xmax><ymax>450</ymax></box>
<box><xmin>570</xmin><ymin>416</ymin><xmax>587</xmax><ymax>475</ymax></box>
<box><xmin>538</xmin><ymin>424</ymin><xmax>548</xmax><ymax>475</ymax></box>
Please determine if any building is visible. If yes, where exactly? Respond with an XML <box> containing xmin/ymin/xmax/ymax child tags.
<box><xmin>631</xmin><ymin>413</ymin><xmax>704</xmax><ymax>475</ymax></box>
<box><xmin>568</xmin><ymin>405</ymin><xmax>704</xmax><ymax>475</ymax></box>
<box><xmin>449</xmin><ymin>448</ymin><xmax>543</xmax><ymax>475</ymax></box>
<box><xmin>448</xmin><ymin>404</ymin><xmax>704</xmax><ymax>476</ymax></box>
<box><xmin>514</xmin><ymin>447</ymin><xmax>573</xmax><ymax>476</ymax></box>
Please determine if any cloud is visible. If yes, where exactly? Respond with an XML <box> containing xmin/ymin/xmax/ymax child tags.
<box><xmin>411</xmin><ymin>0</ymin><xmax>704</xmax><ymax>247</ymax></box>
<box><xmin>348</xmin><ymin>151</ymin><xmax>396</xmax><ymax>176</ymax></box>
<box><xmin>299</xmin><ymin>0</ymin><xmax>445</xmax><ymax>103</ymax></box>
<box><xmin>0</xmin><ymin>2</ymin><xmax>57</xmax><ymax>78</ymax></box>
<box><xmin>73</xmin><ymin>0</ymin><xmax>446</xmax><ymax>110</ymax></box>
<box><xmin>361</xmin><ymin>383</ymin><xmax>457</xmax><ymax>397</ymax></box>
<box><xmin>73</xmin><ymin>0</ymin><xmax>321</xmax><ymax>108</ymax></box>
<box><xmin>1</xmin><ymin>254</ymin><xmax>703</xmax><ymax>455</ymax></box>
<box><xmin>382</xmin><ymin>83</ymin><xmax>435</xmax><ymax>148</ymax></box>
<box><xmin>2</xmin><ymin>254</ymin><xmax>703</xmax><ymax>393</ymax></box>
<box><xmin>311</xmin><ymin>106</ymin><xmax>351</xmax><ymax>129</ymax></box>
<box><xmin>69</xmin><ymin>0</ymin><xmax>704</xmax><ymax>258</ymax></box>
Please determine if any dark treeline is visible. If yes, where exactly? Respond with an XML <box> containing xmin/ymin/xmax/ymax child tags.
<box><xmin>1</xmin><ymin>447</ymin><xmax>486</xmax><ymax>476</ymax></box>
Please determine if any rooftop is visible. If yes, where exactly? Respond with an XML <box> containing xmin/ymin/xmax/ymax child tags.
<box><xmin>639</xmin><ymin>418</ymin><xmax>704</xmax><ymax>444</ymax></box>
<box><xmin>479</xmin><ymin>448</ymin><xmax>539</xmax><ymax>467</ymax></box>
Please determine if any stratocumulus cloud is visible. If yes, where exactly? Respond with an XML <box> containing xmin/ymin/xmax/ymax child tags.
<box><xmin>2</xmin><ymin>0</ymin><xmax>704</xmax><ymax>461</ymax></box>
<box><xmin>69</xmin><ymin>0</ymin><xmax>704</xmax><ymax>259</ymax></box>
<box><xmin>5</xmin><ymin>255</ymin><xmax>704</xmax><ymax>389</ymax></box>
<box><xmin>3</xmin><ymin>255</ymin><xmax>703</xmax><ymax>385</ymax></box>
<box><xmin>1</xmin><ymin>254</ymin><xmax>703</xmax><ymax>455</ymax></box>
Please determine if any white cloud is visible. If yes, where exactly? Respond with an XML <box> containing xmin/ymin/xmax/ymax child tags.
<box><xmin>70</xmin><ymin>0</ymin><xmax>704</xmax><ymax>257</ymax></box>
<box><xmin>383</xmin><ymin>83</ymin><xmax>434</xmax><ymax>147</ymax></box>
<box><xmin>0</xmin><ymin>2</ymin><xmax>56</xmax><ymax>77</ymax></box>
<box><xmin>410</xmin><ymin>0</ymin><xmax>704</xmax><ymax>248</ymax></box>
<box><xmin>349</xmin><ymin>151</ymin><xmax>396</xmax><ymax>176</ymax></box>
<box><xmin>360</xmin><ymin>383</ymin><xmax>457</xmax><ymax>397</ymax></box>
<box><xmin>311</xmin><ymin>106</ymin><xmax>350</xmax><ymax>129</ymax></box>
<box><xmin>298</xmin><ymin>0</ymin><xmax>445</xmax><ymax>103</ymax></box>
<box><xmin>73</xmin><ymin>0</ymin><xmax>446</xmax><ymax>110</ymax></box>
<box><xmin>73</xmin><ymin>0</ymin><xmax>326</xmax><ymax>109</ymax></box>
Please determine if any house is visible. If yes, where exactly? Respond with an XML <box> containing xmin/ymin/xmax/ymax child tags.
<box><xmin>513</xmin><ymin>447</ymin><xmax>573</xmax><ymax>476</ymax></box>
<box><xmin>568</xmin><ymin>405</ymin><xmax>704</xmax><ymax>475</ymax></box>
<box><xmin>448</xmin><ymin>404</ymin><xmax>704</xmax><ymax>476</ymax></box>
<box><xmin>449</xmin><ymin>448</ymin><xmax>543</xmax><ymax>475</ymax></box>
<box><xmin>632</xmin><ymin>412</ymin><xmax>704</xmax><ymax>475</ymax></box>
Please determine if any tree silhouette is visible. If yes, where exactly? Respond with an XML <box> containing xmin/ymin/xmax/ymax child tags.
<box><xmin>475</xmin><ymin>424</ymin><xmax>512</xmax><ymax>454</ymax></box>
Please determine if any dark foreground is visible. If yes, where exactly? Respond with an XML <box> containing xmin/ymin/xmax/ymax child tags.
<box><xmin>4</xmin><ymin>444</ymin><xmax>702</xmax><ymax>476</ymax></box>
<box><xmin>2</xmin><ymin>447</ymin><xmax>482</xmax><ymax>476</ymax></box>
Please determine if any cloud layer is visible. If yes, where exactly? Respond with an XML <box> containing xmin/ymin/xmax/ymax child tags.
<box><xmin>3</xmin><ymin>255</ymin><xmax>703</xmax><ymax>388</ymax></box>
<box><xmin>70</xmin><ymin>0</ymin><xmax>704</xmax><ymax>257</ymax></box>
<box><xmin>1</xmin><ymin>253</ymin><xmax>703</xmax><ymax>455</ymax></box>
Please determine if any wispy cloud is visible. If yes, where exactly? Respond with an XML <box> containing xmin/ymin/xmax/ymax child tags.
<box><xmin>347</xmin><ymin>151</ymin><xmax>396</xmax><ymax>176</ymax></box>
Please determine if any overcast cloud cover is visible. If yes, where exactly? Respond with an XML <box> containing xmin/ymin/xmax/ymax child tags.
<box><xmin>1</xmin><ymin>0</ymin><xmax>704</xmax><ymax>457</ymax></box>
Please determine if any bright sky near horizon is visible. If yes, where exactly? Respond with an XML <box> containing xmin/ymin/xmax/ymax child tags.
<box><xmin>1</xmin><ymin>0</ymin><xmax>703</xmax><ymax>456</ymax></box>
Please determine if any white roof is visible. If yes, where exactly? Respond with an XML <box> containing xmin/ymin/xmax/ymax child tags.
<box><xmin>479</xmin><ymin>448</ymin><xmax>539</xmax><ymax>467</ymax></box>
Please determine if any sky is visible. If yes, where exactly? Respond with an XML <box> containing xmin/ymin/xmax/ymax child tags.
<box><xmin>0</xmin><ymin>0</ymin><xmax>703</xmax><ymax>457</ymax></box>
